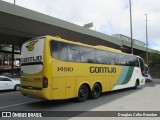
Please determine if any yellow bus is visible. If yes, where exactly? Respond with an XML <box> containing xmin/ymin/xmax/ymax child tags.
<box><xmin>20</xmin><ymin>35</ymin><xmax>145</xmax><ymax>101</ymax></box>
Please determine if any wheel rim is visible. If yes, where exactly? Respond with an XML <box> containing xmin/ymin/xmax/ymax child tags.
<box><xmin>15</xmin><ymin>85</ymin><xmax>20</xmax><ymax>91</ymax></box>
<box><xmin>80</xmin><ymin>88</ymin><xmax>87</xmax><ymax>98</ymax></box>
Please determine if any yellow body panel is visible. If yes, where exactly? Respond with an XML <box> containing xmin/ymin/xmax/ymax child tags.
<box><xmin>51</xmin><ymin>58</ymin><xmax>123</xmax><ymax>99</ymax></box>
<box><xmin>52</xmin><ymin>77</ymin><xmax>66</xmax><ymax>99</ymax></box>
<box><xmin>21</xmin><ymin>35</ymin><xmax>137</xmax><ymax>100</ymax></box>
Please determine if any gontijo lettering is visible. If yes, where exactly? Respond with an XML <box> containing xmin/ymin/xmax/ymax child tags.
<box><xmin>21</xmin><ymin>55</ymin><xmax>42</xmax><ymax>63</ymax></box>
<box><xmin>90</xmin><ymin>66</ymin><xmax>116</xmax><ymax>73</ymax></box>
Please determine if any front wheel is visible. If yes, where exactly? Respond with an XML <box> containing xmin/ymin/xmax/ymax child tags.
<box><xmin>76</xmin><ymin>85</ymin><xmax>89</xmax><ymax>102</ymax></box>
<box><xmin>133</xmin><ymin>80</ymin><xmax>139</xmax><ymax>89</ymax></box>
<box><xmin>14</xmin><ymin>84</ymin><xmax>21</xmax><ymax>91</ymax></box>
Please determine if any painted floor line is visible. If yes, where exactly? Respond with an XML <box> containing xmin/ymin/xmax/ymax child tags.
<box><xmin>0</xmin><ymin>100</ymin><xmax>40</xmax><ymax>109</ymax></box>
<box><xmin>0</xmin><ymin>91</ymin><xmax>20</xmax><ymax>96</ymax></box>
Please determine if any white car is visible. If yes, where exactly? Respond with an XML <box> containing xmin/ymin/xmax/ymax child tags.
<box><xmin>144</xmin><ymin>74</ymin><xmax>152</xmax><ymax>82</ymax></box>
<box><xmin>0</xmin><ymin>76</ymin><xmax>20</xmax><ymax>91</ymax></box>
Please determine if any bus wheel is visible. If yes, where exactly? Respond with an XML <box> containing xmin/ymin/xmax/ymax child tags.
<box><xmin>134</xmin><ymin>80</ymin><xmax>139</xmax><ymax>89</ymax></box>
<box><xmin>77</xmin><ymin>84</ymin><xmax>89</xmax><ymax>102</ymax></box>
<box><xmin>90</xmin><ymin>83</ymin><xmax>101</xmax><ymax>99</ymax></box>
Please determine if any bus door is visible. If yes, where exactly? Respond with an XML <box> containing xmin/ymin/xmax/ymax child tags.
<box><xmin>66</xmin><ymin>77</ymin><xmax>76</xmax><ymax>99</ymax></box>
<box><xmin>52</xmin><ymin>77</ymin><xmax>75</xmax><ymax>99</ymax></box>
<box><xmin>139</xmin><ymin>58</ymin><xmax>145</xmax><ymax>76</ymax></box>
<box><xmin>52</xmin><ymin>77</ymin><xmax>66</xmax><ymax>100</ymax></box>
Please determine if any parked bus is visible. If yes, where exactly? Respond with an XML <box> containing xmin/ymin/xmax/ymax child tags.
<box><xmin>20</xmin><ymin>35</ymin><xmax>145</xmax><ymax>101</ymax></box>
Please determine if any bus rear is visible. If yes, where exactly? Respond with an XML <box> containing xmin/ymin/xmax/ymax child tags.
<box><xmin>20</xmin><ymin>36</ymin><xmax>52</xmax><ymax>100</ymax></box>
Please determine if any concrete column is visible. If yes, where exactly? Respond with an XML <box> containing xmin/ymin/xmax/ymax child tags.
<box><xmin>11</xmin><ymin>45</ymin><xmax>14</xmax><ymax>75</ymax></box>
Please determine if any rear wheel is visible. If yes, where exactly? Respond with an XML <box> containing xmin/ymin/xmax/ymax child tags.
<box><xmin>90</xmin><ymin>83</ymin><xmax>102</xmax><ymax>99</ymax></box>
<box><xmin>14</xmin><ymin>84</ymin><xmax>21</xmax><ymax>91</ymax></box>
<box><xmin>76</xmin><ymin>84</ymin><xmax>89</xmax><ymax>102</ymax></box>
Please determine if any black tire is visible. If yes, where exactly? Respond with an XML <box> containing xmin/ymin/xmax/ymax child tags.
<box><xmin>14</xmin><ymin>84</ymin><xmax>21</xmax><ymax>91</ymax></box>
<box><xmin>90</xmin><ymin>83</ymin><xmax>102</xmax><ymax>99</ymax></box>
<box><xmin>76</xmin><ymin>84</ymin><xmax>89</xmax><ymax>102</ymax></box>
<box><xmin>133</xmin><ymin>80</ymin><xmax>139</xmax><ymax>89</ymax></box>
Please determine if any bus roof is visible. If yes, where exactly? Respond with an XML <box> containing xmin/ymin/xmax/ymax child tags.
<box><xmin>25</xmin><ymin>35</ymin><xmax>141</xmax><ymax>58</ymax></box>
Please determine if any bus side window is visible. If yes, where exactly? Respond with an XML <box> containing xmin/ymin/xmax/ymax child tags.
<box><xmin>80</xmin><ymin>46</ymin><xmax>96</xmax><ymax>63</ymax></box>
<box><xmin>50</xmin><ymin>41</ymin><xmax>68</xmax><ymax>61</ymax></box>
<box><xmin>125</xmin><ymin>55</ymin><xmax>133</xmax><ymax>66</ymax></box>
<box><xmin>60</xmin><ymin>42</ymin><xmax>68</xmax><ymax>61</ymax></box>
<box><xmin>96</xmin><ymin>49</ymin><xmax>109</xmax><ymax>64</ymax></box>
<box><xmin>109</xmin><ymin>52</ymin><xmax>115</xmax><ymax>65</ymax></box>
<box><xmin>133</xmin><ymin>58</ymin><xmax>139</xmax><ymax>67</ymax></box>
<box><xmin>50</xmin><ymin>41</ymin><xmax>60</xmax><ymax>60</ymax></box>
<box><xmin>128</xmin><ymin>56</ymin><xmax>134</xmax><ymax>66</ymax></box>
<box><xmin>119</xmin><ymin>54</ymin><xmax>125</xmax><ymax>66</ymax></box>
<box><xmin>68</xmin><ymin>44</ymin><xmax>81</xmax><ymax>62</ymax></box>
<box><xmin>114</xmin><ymin>53</ymin><xmax>120</xmax><ymax>65</ymax></box>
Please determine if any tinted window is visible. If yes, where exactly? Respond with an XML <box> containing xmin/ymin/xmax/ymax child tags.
<box><xmin>127</xmin><ymin>56</ymin><xmax>132</xmax><ymax>66</ymax></box>
<box><xmin>50</xmin><ymin>40</ymin><xmax>139</xmax><ymax>67</ymax></box>
<box><xmin>0</xmin><ymin>78</ymin><xmax>11</xmax><ymax>81</ymax></box>
<box><xmin>133</xmin><ymin>57</ymin><xmax>139</xmax><ymax>67</ymax></box>
<box><xmin>50</xmin><ymin>41</ymin><xmax>60</xmax><ymax>59</ymax></box>
<box><xmin>68</xmin><ymin>44</ymin><xmax>80</xmax><ymax>62</ymax></box>
<box><xmin>109</xmin><ymin>52</ymin><xmax>116</xmax><ymax>65</ymax></box>
<box><xmin>50</xmin><ymin>41</ymin><xmax>68</xmax><ymax>61</ymax></box>
<box><xmin>124</xmin><ymin>55</ymin><xmax>132</xmax><ymax>66</ymax></box>
<box><xmin>110</xmin><ymin>53</ymin><xmax>139</xmax><ymax>67</ymax></box>
<box><xmin>60</xmin><ymin>42</ymin><xmax>68</xmax><ymax>61</ymax></box>
<box><xmin>144</xmin><ymin>74</ymin><xmax>148</xmax><ymax>77</ymax></box>
<box><xmin>114</xmin><ymin>53</ymin><xmax>120</xmax><ymax>65</ymax></box>
<box><xmin>119</xmin><ymin>54</ymin><xmax>126</xmax><ymax>65</ymax></box>
<box><xmin>96</xmin><ymin>49</ymin><xmax>109</xmax><ymax>64</ymax></box>
<box><xmin>80</xmin><ymin>46</ymin><xmax>96</xmax><ymax>63</ymax></box>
